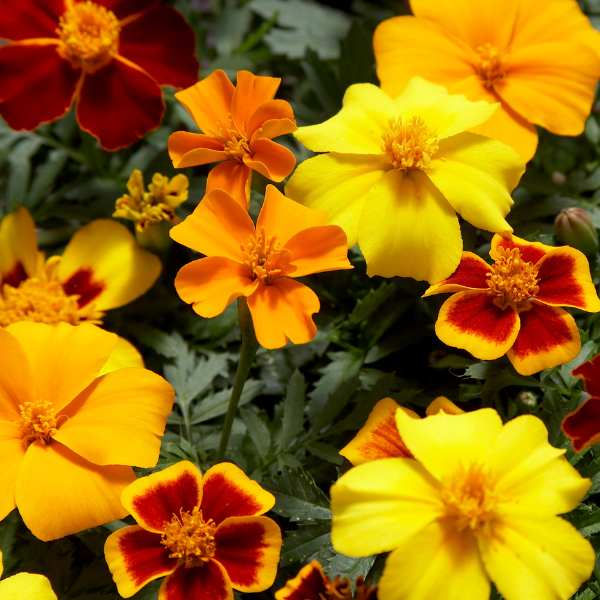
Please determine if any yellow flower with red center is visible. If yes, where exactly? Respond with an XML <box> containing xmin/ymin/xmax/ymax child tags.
<box><xmin>424</xmin><ymin>233</ymin><xmax>600</xmax><ymax>375</ymax></box>
<box><xmin>286</xmin><ymin>77</ymin><xmax>524</xmax><ymax>283</ymax></box>
<box><xmin>0</xmin><ymin>321</ymin><xmax>174</xmax><ymax>541</ymax></box>
<box><xmin>373</xmin><ymin>0</ymin><xmax>600</xmax><ymax>162</ymax></box>
<box><xmin>168</xmin><ymin>69</ymin><xmax>297</xmax><ymax>208</ymax></box>
<box><xmin>0</xmin><ymin>550</ymin><xmax>57</xmax><ymax>600</ymax></box>
<box><xmin>170</xmin><ymin>185</ymin><xmax>353</xmax><ymax>349</ymax></box>
<box><xmin>331</xmin><ymin>408</ymin><xmax>595</xmax><ymax>600</ymax></box>
<box><xmin>104</xmin><ymin>461</ymin><xmax>282</xmax><ymax>600</ymax></box>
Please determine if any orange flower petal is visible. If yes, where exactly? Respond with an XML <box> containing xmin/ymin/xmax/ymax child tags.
<box><xmin>436</xmin><ymin>291</ymin><xmax>520</xmax><ymax>361</ymax></box>
<box><xmin>213</xmin><ymin>516</ymin><xmax>281</xmax><ymax>592</ymax></box>
<box><xmin>562</xmin><ymin>398</ymin><xmax>600</xmax><ymax>453</ymax></box>
<box><xmin>247</xmin><ymin>278</ymin><xmax>319</xmax><ymax>349</ymax></box>
<box><xmin>158</xmin><ymin>560</ymin><xmax>233</xmax><ymax>600</ymax></box>
<box><xmin>274</xmin><ymin>561</ymin><xmax>329</xmax><ymax>600</ymax></box>
<box><xmin>425</xmin><ymin>397</ymin><xmax>465</xmax><ymax>416</ymax></box>
<box><xmin>247</xmin><ymin>100</ymin><xmax>297</xmax><ymax>140</ymax></box>
<box><xmin>16</xmin><ymin>441</ymin><xmax>134</xmax><ymax>541</ymax></box>
<box><xmin>0</xmin><ymin>421</ymin><xmax>25</xmax><ymax>522</ymax></box>
<box><xmin>98</xmin><ymin>336</ymin><xmax>144</xmax><ymax>377</ymax></box>
<box><xmin>423</xmin><ymin>252</ymin><xmax>491</xmax><ymax>297</ymax></box>
<box><xmin>168</xmin><ymin>131</ymin><xmax>226</xmax><ymax>168</ymax></box>
<box><xmin>572</xmin><ymin>355</ymin><xmax>600</xmax><ymax>397</ymax></box>
<box><xmin>507</xmin><ymin>302</ymin><xmax>580</xmax><ymax>376</ymax></box>
<box><xmin>231</xmin><ymin>71</ymin><xmax>280</xmax><ymax>137</ymax></box>
<box><xmin>206</xmin><ymin>161</ymin><xmax>252</xmax><ymax>209</ymax></box>
<box><xmin>0</xmin><ymin>207</ymin><xmax>39</xmax><ymax>287</ymax></box>
<box><xmin>244</xmin><ymin>138</ymin><xmax>296</xmax><ymax>182</ymax></box>
<box><xmin>490</xmin><ymin>232</ymin><xmax>554</xmax><ymax>265</ymax></box>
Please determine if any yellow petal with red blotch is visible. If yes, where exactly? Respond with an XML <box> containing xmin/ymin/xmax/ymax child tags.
<box><xmin>562</xmin><ymin>398</ymin><xmax>600</xmax><ymax>454</ymax></box>
<box><xmin>274</xmin><ymin>561</ymin><xmax>329</xmax><ymax>600</ymax></box>
<box><xmin>479</xmin><ymin>516</ymin><xmax>594</xmax><ymax>600</ymax></box>
<box><xmin>340</xmin><ymin>398</ymin><xmax>418</xmax><ymax>466</ymax></box>
<box><xmin>435</xmin><ymin>291</ymin><xmax>520</xmax><ymax>360</ymax></box>
<box><xmin>58</xmin><ymin>220</ymin><xmax>161</xmax><ymax>311</ymax></box>
<box><xmin>244</xmin><ymin>138</ymin><xmax>296</xmax><ymax>182</ymax></box>
<box><xmin>534</xmin><ymin>247</ymin><xmax>600</xmax><ymax>312</ymax></box>
<box><xmin>507</xmin><ymin>302</ymin><xmax>580</xmax><ymax>377</ymax></box>
<box><xmin>206</xmin><ymin>161</ymin><xmax>253</xmax><ymax>209</ymax></box>
<box><xmin>358</xmin><ymin>169</ymin><xmax>462</xmax><ymax>283</ymax></box>
<box><xmin>285</xmin><ymin>153</ymin><xmax>386</xmax><ymax>248</ymax></box>
<box><xmin>490</xmin><ymin>232</ymin><xmax>554</xmax><ymax>265</ymax></box>
<box><xmin>167</xmin><ymin>131</ymin><xmax>227</xmax><ymax>168</ymax></box>
<box><xmin>53</xmin><ymin>368</ymin><xmax>173</xmax><ymax>468</ymax></box>
<box><xmin>231</xmin><ymin>71</ymin><xmax>281</xmax><ymax>137</ymax></box>
<box><xmin>213</xmin><ymin>516</ymin><xmax>281</xmax><ymax>592</ymax></box>
<box><xmin>122</xmin><ymin>461</ymin><xmax>204</xmax><ymax>534</ymax></box>
<box><xmin>427</xmin><ymin>133</ymin><xmax>523</xmax><ymax>233</ymax></box>
<box><xmin>98</xmin><ymin>336</ymin><xmax>144</xmax><ymax>377</ymax></box>
<box><xmin>378</xmin><ymin>519</ymin><xmax>490</xmax><ymax>600</ymax></box>
<box><xmin>5</xmin><ymin>322</ymin><xmax>117</xmax><ymax>413</ymax></box>
<box><xmin>247</xmin><ymin>100</ymin><xmax>296</xmax><ymax>141</ymax></box>
<box><xmin>425</xmin><ymin>397</ymin><xmax>465</xmax><ymax>416</ymax></box>
<box><xmin>159</xmin><ymin>560</ymin><xmax>233</xmax><ymax>600</ymax></box>
<box><xmin>0</xmin><ymin>421</ymin><xmax>25</xmax><ymax>522</ymax></box>
<box><xmin>247</xmin><ymin>278</ymin><xmax>319</xmax><ymax>349</ymax></box>
<box><xmin>105</xmin><ymin>525</ymin><xmax>178</xmax><ymax>598</ymax></box>
<box><xmin>174</xmin><ymin>257</ymin><xmax>258</xmax><ymax>319</ymax></box>
<box><xmin>294</xmin><ymin>84</ymin><xmax>399</xmax><ymax>154</ymax></box>
<box><xmin>331</xmin><ymin>457</ymin><xmax>443</xmax><ymax>556</ymax></box>
<box><xmin>423</xmin><ymin>252</ymin><xmax>491</xmax><ymax>297</ymax></box>
<box><xmin>174</xmin><ymin>70</ymin><xmax>235</xmax><ymax>134</ymax></box>
<box><xmin>0</xmin><ymin>572</ymin><xmax>57</xmax><ymax>600</ymax></box>
<box><xmin>16</xmin><ymin>440</ymin><xmax>134</xmax><ymax>541</ymax></box>
<box><xmin>0</xmin><ymin>206</ymin><xmax>39</xmax><ymax>286</ymax></box>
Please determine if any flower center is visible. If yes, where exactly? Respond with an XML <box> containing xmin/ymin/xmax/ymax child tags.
<box><xmin>475</xmin><ymin>43</ymin><xmax>508</xmax><ymax>89</ymax></box>
<box><xmin>161</xmin><ymin>507</ymin><xmax>217</xmax><ymax>568</ymax></box>
<box><xmin>57</xmin><ymin>1</ymin><xmax>120</xmax><ymax>73</ymax></box>
<box><xmin>381</xmin><ymin>116</ymin><xmax>439</xmax><ymax>171</ymax></box>
<box><xmin>214</xmin><ymin>121</ymin><xmax>252</xmax><ymax>162</ymax></box>
<box><xmin>241</xmin><ymin>227</ymin><xmax>290</xmax><ymax>284</ymax></box>
<box><xmin>487</xmin><ymin>247</ymin><xmax>539</xmax><ymax>307</ymax></box>
<box><xmin>18</xmin><ymin>400</ymin><xmax>60</xmax><ymax>447</ymax></box>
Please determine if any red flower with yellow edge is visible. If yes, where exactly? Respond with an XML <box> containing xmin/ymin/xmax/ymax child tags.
<box><xmin>170</xmin><ymin>185</ymin><xmax>353</xmax><ymax>349</ymax></box>
<box><xmin>168</xmin><ymin>70</ymin><xmax>297</xmax><ymax>208</ymax></box>
<box><xmin>104</xmin><ymin>460</ymin><xmax>282</xmax><ymax>600</ymax></box>
<box><xmin>424</xmin><ymin>233</ymin><xmax>600</xmax><ymax>376</ymax></box>
<box><xmin>0</xmin><ymin>321</ymin><xmax>174</xmax><ymax>541</ymax></box>
<box><xmin>0</xmin><ymin>0</ymin><xmax>199</xmax><ymax>150</ymax></box>
<box><xmin>275</xmin><ymin>560</ymin><xmax>378</xmax><ymax>600</ymax></box>
<box><xmin>340</xmin><ymin>397</ymin><xmax>464</xmax><ymax>465</ymax></box>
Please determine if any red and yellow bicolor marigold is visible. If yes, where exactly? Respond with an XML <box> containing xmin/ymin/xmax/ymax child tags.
<box><xmin>424</xmin><ymin>233</ymin><xmax>600</xmax><ymax>376</ymax></box>
<box><xmin>0</xmin><ymin>550</ymin><xmax>57</xmax><ymax>600</ymax></box>
<box><xmin>0</xmin><ymin>321</ymin><xmax>174</xmax><ymax>541</ymax></box>
<box><xmin>170</xmin><ymin>185</ymin><xmax>353</xmax><ymax>349</ymax></box>
<box><xmin>105</xmin><ymin>461</ymin><xmax>282</xmax><ymax>600</ymax></box>
<box><xmin>373</xmin><ymin>0</ymin><xmax>600</xmax><ymax>161</ymax></box>
<box><xmin>168</xmin><ymin>69</ymin><xmax>297</xmax><ymax>207</ymax></box>
<box><xmin>0</xmin><ymin>0</ymin><xmax>199</xmax><ymax>150</ymax></box>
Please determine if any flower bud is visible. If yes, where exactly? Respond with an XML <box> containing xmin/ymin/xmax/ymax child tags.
<box><xmin>555</xmin><ymin>207</ymin><xmax>599</xmax><ymax>256</ymax></box>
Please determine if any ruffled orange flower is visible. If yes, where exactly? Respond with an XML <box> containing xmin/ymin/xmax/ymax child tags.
<box><xmin>105</xmin><ymin>460</ymin><xmax>282</xmax><ymax>600</ymax></box>
<box><xmin>373</xmin><ymin>0</ymin><xmax>600</xmax><ymax>161</ymax></box>
<box><xmin>168</xmin><ymin>70</ymin><xmax>297</xmax><ymax>207</ymax></box>
<box><xmin>0</xmin><ymin>0</ymin><xmax>199</xmax><ymax>150</ymax></box>
<box><xmin>0</xmin><ymin>321</ymin><xmax>174</xmax><ymax>541</ymax></box>
<box><xmin>170</xmin><ymin>185</ymin><xmax>353</xmax><ymax>349</ymax></box>
<box><xmin>424</xmin><ymin>233</ymin><xmax>600</xmax><ymax>376</ymax></box>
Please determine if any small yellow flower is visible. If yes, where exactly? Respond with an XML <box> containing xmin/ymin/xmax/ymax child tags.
<box><xmin>0</xmin><ymin>550</ymin><xmax>57</xmax><ymax>600</ymax></box>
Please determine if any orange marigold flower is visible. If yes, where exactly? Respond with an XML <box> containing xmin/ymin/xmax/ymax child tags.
<box><xmin>0</xmin><ymin>0</ymin><xmax>199</xmax><ymax>150</ymax></box>
<box><xmin>373</xmin><ymin>0</ymin><xmax>600</xmax><ymax>161</ymax></box>
<box><xmin>170</xmin><ymin>185</ymin><xmax>353</xmax><ymax>349</ymax></box>
<box><xmin>105</xmin><ymin>461</ymin><xmax>282</xmax><ymax>600</ymax></box>
<box><xmin>168</xmin><ymin>70</ymin><xmax>297</xmax><ymax>208</ymax></box>
<box><xmin>0</xmin><ymin>321</ymin><xmax>174</xmax><ymax>541</ymax></box>
<box><xmin>424</xmin><ymin>233</ymin><xmax>600</xmax><ymax>376</ymax></box>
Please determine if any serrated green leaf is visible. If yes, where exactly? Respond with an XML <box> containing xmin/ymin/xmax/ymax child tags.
<box><xmin>306</xmin><ymin>441</ymin><xmax>343</xmax><ymax>465</ymax></box>
<box><xmin>26</xmin><ymin>148</ymin><xmax>68</xmax><ymax>209</ymax></box>
<box><xmin>240</xmin><ymin>406</ymin><xmax>271</xmax><ymax>459</ymax></box>
<box><xmin>281</xmin><ymin>369</ymin><xmax>306</xmax><ymax>447</ymax></box>
<box><xmin>309</xmin><ymin>375</ymin><xmax>359</xmax><ymax>434</ymax></box>
<box><xmin>7</xmin><ymin>136</ymin><xmax>42</xmax><ymax>206</ymax></box>
<box><xmin>280</xmin><ymin>521</ymin><xmax>331</xmax><ymax>565</ymax></box>
<box><xmin>191</xmin><ymin>380</ymin><xmax>264</xmax><ymax>424</ymax></box>
<box><xmin>324</xmin><ymin>553</ymin><xmax>376</xmax><ymax>586</ymax></box>
<box><xmin>128</xmin><ymin>324</ymin><xmax>181</xmax><ymax>358</ymax></box>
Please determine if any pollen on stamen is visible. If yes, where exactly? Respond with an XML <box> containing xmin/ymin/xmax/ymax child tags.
<box><xmin>241</xmin><ymin>227</ymin><xmax>287</xmax><ymax>284</ymax></box>
<box><xmin>381</xmin><ymin>116</ymin><xmax>439</xmax><ymax>172</ymax></box>
<box><xmin>18</xmin><ymin>400</ymin><xmax>60</xmax><ymax>447</ymax></box>
<box><xmin>487</xmin><ymin>247</ymin><xmax>539</xmax><ymax>307</ymax></box>
<box><xmin>475</xmin><ymin>43</ymin><xmax>508</xmax><ymax>89</ymax></box>
<box><xmin>214</xmin><ymin>119</ymin><xmax>252</xmax><ymax>162</ymax></box>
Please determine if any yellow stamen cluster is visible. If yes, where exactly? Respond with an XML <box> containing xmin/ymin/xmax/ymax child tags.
<box><xmin>487</xmin><ymin>247</ymin><xmax>539</xmax><ymax>307</ymax></box>
<box><xmin>18</xmin><ymin>401</ymin><xmax>59</xmax><ymax>447</ymax></box>
<box><xmin>381</xmin><ymin>116</ymin><xmax>439</xmax><ymax>172</ymax></box>
<box><xmin>475</xmin><ymin>43</ymin><xmax>508</xmax><ymax>89</ymax></box>
<box><xmin>242</xmin><ymin>227</ymin><xmax>288</xmax><ymax>284</ymax></box>
<box><xmin>214</xmin><ymin>120</ymin><xmax>252</xmax><ymax>162</ymax></box>
<box><xmin>161</xmin><ymin>507</ymin><xmax>217</xmax><ymax>568</ymax></box>
<box><xmin>57</xmin><ymin>1</ymin><xmax>120</xmax><ymax>73</ymax></box>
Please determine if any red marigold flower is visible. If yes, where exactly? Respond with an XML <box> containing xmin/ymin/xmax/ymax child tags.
<box><xmin>105</xmin><ymin>461</ymin><xmax>282</xmax><ymax>599</ymax></box>
<box><xmin>424</xmin><ymin>233</ymin><xmax>600</xmax><ymax>376</ymax></box>
<box><xmin>0</xmin><ymin>0</ymin><xmax>199</xmax><ymax>150</ymax></box>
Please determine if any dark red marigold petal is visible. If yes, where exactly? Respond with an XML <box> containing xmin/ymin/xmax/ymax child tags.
<box><xmin>0</xmin><ymin>44</ymin><xmax>80</xmax><ymax>131</ymax></box>
<box><xmin>275</xmin><ymin>561</ymin><xmax>329</xmax><ymax>600</ymax></box>
<box><xmin>491</xmin><ymin>233</ymin><xmax>552</xmax><ymax>265</ymax></box>
<box><xmin>96</xmin><ymin>0</ymin><xmax>159</xmax><ymax>20</ymax></box>
<box><xmin>572</xmin><ymin>355</ymin><xmax>600</xmax><ymax>397</ymax></box>
<box><xmin>562</xmin><ymin>397</ymin><xmax>600</xmax><ymax>453</ymax></box>
<box><xmin>76</xmin><ymin>57</ymin><xmax>165</xmax><ymax>150</ymax></box>
<box><xmin>0</xmin><ymin>0</ymin><xmax>63</xmax><ymax>41</ymax></box>
<box><xmin>62</xmin><ymin>268</ymin><xmax>106</xmax><ymax>308</ymax></box>
<box><xmin>119</xmin><ymin>5</ymin><xmax>199</xmax><ymax>89</ymax></box>
<box><xmin>158</xmin><ymin>560</ymin><xmax>233</xmax><ymax>600</ymax></box>
<box><xmin>423</xmin><ymin>252</ymin><xmax>491</xmax><ymax>297</ymax></box>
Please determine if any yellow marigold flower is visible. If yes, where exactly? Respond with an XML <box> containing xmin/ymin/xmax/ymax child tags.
<box><xmin>286</xmin><ymin>78</ymin><xmax>525</xmax><ymax>284</ymax></box>
<box><xmin>373</xmin><ymin>0</ymin><xmax>600</xmax><ymax>162</ymax></box>
<box><xmin>331</xmin><ymin>408</ymin><xmax>595</xmax><ymax>600</ymax></box>
<box><xmin>0</xmin><ymin>550</ymin><xmax>57</xmax><ymax>600</ymax></box>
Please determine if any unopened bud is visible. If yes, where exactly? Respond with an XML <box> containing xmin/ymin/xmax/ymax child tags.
<box><xmin>551</xmin><ymin>171</ymin><xmax>566</xmax><ymax>186</ymax></box>
<box><xmin>516</xmin><ymin>391</ymin><xmax>537</xmax><ymax>407</ymax></box>
<box><xmin>555</xmin><ymin>207</ymin><xmax>599</xmax><ymax>256</ymax></box>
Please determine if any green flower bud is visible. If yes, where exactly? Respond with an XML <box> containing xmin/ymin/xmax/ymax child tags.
<box><xmin>555</xmin><ymin>207</ymin><xmax>599</xmax><ymax>256</ymax></box>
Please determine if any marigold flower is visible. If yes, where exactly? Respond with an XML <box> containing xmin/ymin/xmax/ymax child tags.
<box><xmin>104</xmin><ymin>460</ymin><xmax>282</xmax><ymax>599</ymax></box>
<box><xmin>170</xmin><ymin>185</ymin><xmax>353</xmax><ymax>349</ymax></box>
<box><xmin>331</xmin><ymin>408</ymin><xmax>595</xmax><ymax>600</ymax></box>
<box><xmin>0</xmin><ymin>321</ymin><xmax>174</xmax><ymax>541</ymax></box>
<box><xmin>286</xmin><ymin>78</ymin><xmax>524</xmax><ymax>283</ymax></box>
<box><xmin>0</xmin><ymin>550</ymin><xmax>57</xmax><ymax>600</ymax></box>
<box><xmin>168</xmin><ymin>70</ymin><xmax>297</xmax><ymax>207</ymax></box>
<box><xmin>275</xmin><ymin>560</ymin><xmax>378</xmax><ymax>600</ymax></box>
<box><xmin>373</xmin><ymin>0</ymin><xmax>600</xmax><ymax>162</ymax></box>
<box><xmin>424</xmin><ymin>233</ymin><xmax>600</xmax><ymax>375</ymax></box>
<box><xmin>0</xmin><ymin>0</ymin><xmax>199</xmax><ymax>150</ymax></box>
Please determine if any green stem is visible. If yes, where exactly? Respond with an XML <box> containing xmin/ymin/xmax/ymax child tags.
<box><xmin>215</xmin><ymin>297</ymin><xmax>259</xmax><ymax>463</ymax></box>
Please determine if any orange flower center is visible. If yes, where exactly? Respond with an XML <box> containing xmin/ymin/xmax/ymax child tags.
<box><xmin>487</xmin><ymin>247</ymin><xmax>539</xmax><ymax>307</ymax></box>
<box><xmin>475</xmin><ymin>43</ymin><xmax>508</xmax><ymax>89</ymax></box>
<box><xmin>381</xmin><ymin>116</ymin><xmax>439</xmax><ymax>171</ymax></box>
<box><xmin>161</xmin><ymin>507</ymin><xmax>217</xmax><ymax>568</ymax></box>
<box><xmin>18</xmin><ymin>400</ymin><xmax>60</xmax><ymax>447</ymax></box>
<box><xmin>56</xmin><ymin>1</ymin><xmax>120</xmax><ymax>73</ymax></box>
<box><xmin>215</xmin><ymin>121</ymin><xmax>252</xmax><ymax>162</ymax></box>
<box><xmin>241</xmin><ymin>227</ymin><xmax>289</xmax><ymax>284</ymax></box>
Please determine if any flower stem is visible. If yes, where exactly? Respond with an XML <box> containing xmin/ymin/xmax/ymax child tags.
<box><xmin>215</xmin><ymin>297</ymin><xmax>259</xmax><ymax>463</ymax></box>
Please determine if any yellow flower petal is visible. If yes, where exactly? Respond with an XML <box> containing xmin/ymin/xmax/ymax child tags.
<box><xmin>425</xmin><ymin>397</ymin><xmax>465</xmax><ymax>416</ymax></box>
<box><xmin>0</xmin><ymin>206</ymin><xmax>39</xmax><ymax>285</ymax></box>
<box><xmin>0</xmin><ymin>572</ymin><xmax>57</xmax><ymax>600</ymax></box>
<box><xmin>0</xmin><ymin>421</ymin><xmax>25</xmax><ymax>522</ymax></box>
<box><xmin>98</xmin><ymin>336</ymin><xmax>144</xmax><ymax>377</ymax></box>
